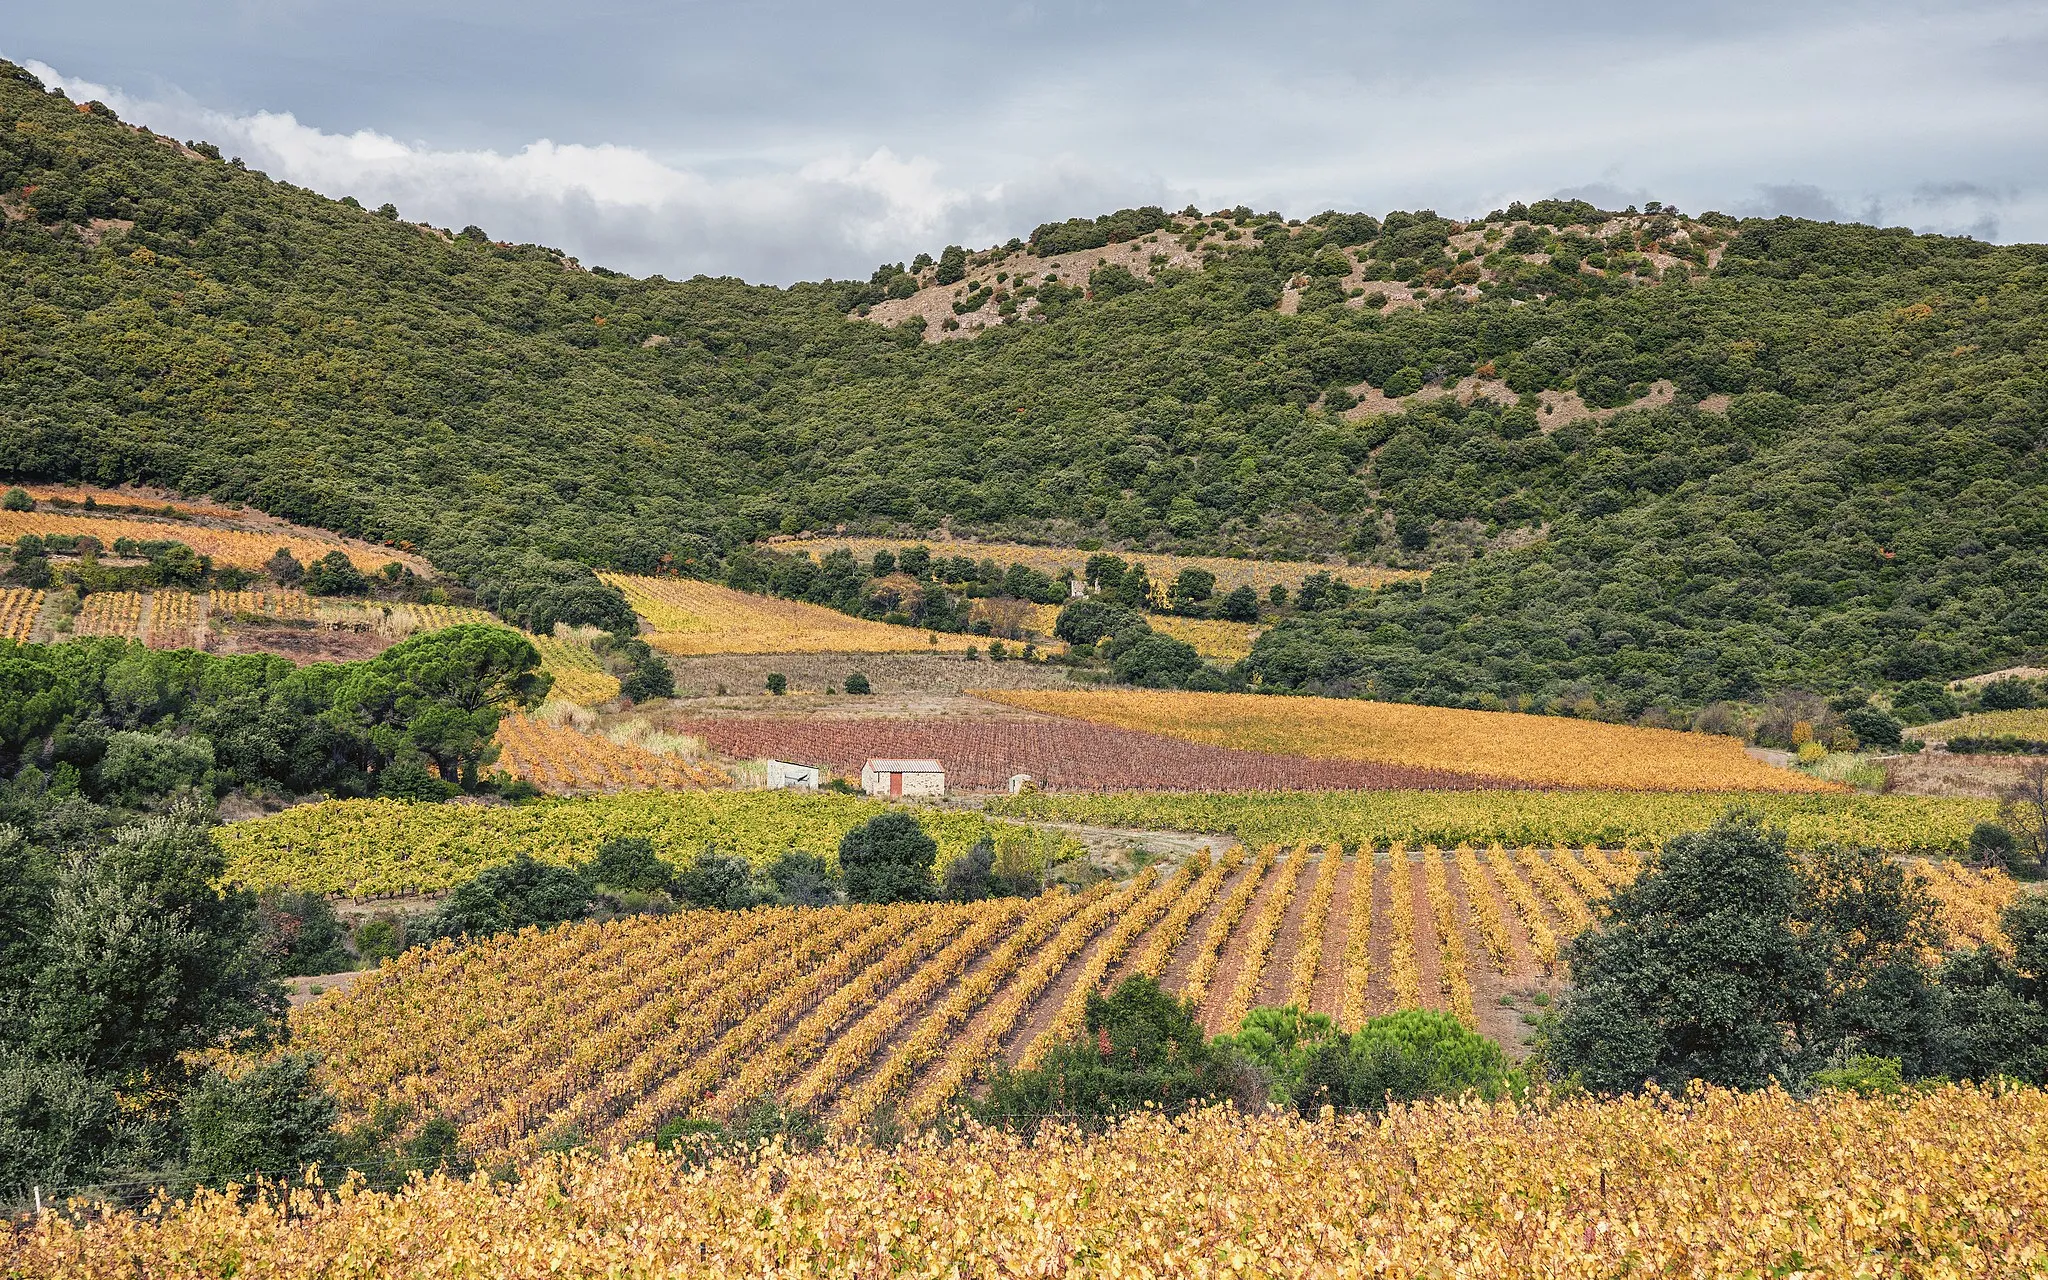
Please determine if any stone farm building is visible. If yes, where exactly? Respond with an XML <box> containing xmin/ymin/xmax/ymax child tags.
<box><xmin>861</xmin><ymin>758</ymin><xmax>946</xmax><ymax>798</ymax></box>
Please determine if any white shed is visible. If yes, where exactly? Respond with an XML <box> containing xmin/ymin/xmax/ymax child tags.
<box><xmin>764</xmin><ymin>759</ymin><xmax>820</xmax><ymax>790</ymax></box>
<box><xmin>861</xmin><ymin>758</ymin><xmax>946</xmax><ymax>798</ymax></box>
<box><xmin>1007</xmin><ymin>773</ymin><xmax>1038</xmax><ymax>795</ymax></box>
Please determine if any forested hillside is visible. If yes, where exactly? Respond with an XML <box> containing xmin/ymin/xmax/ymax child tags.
<box><xmin>1</xmin><ymin>60</ymin><xmax>2043</xmax><ymax>707</ymax></box>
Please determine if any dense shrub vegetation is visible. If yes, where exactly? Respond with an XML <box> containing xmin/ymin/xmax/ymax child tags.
<box><xmin>0</xmin><ymin>625</ymin><xmax>548</xmax><ymax>850</ymax></box>
<box><xmin>1</xmin><ymin>63</ymin><xmax>2042</xmax><ymax>707</ymax></box>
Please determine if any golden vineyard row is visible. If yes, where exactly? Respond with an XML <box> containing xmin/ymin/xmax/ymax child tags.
<box><xmin>988</xmin><ymin>785</ymin><xmax>1997</xmax><ymax>853</ymax></box>
<box><xmin>217</xmin><ymin>792</ymin><xmax>1084</xmax><ymax>897</ymax></box>
<box><xmin>284</xmin><ymin>846</ymin><xmax>2019</xmax><ymax>1166</ymax></box>
<box><xmin>19</xmin><ymin>1087</ymin><xmax>2046</xmax><ymax>1278</ymax></box>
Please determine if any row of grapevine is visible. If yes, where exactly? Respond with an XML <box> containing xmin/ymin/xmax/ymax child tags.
<box><xmin>23</xmin><ymin>1087</ymin><xmax>2048</xmax><ymax>1277</ymax></box>
<box><xmin>0</xmin><ymin>587</ymin><xmax>44</xmax><ymax>642</ymax></box>
<box><xmin>73</xmin><ymin>590</ymin><xmax>146</xmax><ymax>638</ymax></box>
<box><xmin>145</xmin><ymin>589</ymin><xmax>197</xmax><ymax>648</ymax></box>
<box><xmin>287</xmin><ymin>849</ymin><xmax>2024</xmax><ymax>1165</ymax></box>
<box><xmin>989</xmin><ymin>785</ymin><xmax>1993</xmax><ymax>853</ymax></box>
<box><xmin>218</xmin><ymin>792</ymin><xmax>1084</xmax><ymax>896</ymax></box>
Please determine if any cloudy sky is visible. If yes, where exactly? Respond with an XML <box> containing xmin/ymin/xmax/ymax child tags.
<box><xmin>9</xmin><ymin>1</ymin><xmax>2045</xmax><ymax>282</ymax></box>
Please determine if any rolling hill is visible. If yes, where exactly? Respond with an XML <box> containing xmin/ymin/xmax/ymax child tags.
<box><xmin>1</xmin><ymin>58</ymin><xmax>2043</xmax><ymax>711</ymax></box>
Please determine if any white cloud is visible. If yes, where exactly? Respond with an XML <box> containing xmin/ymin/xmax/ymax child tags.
<box><xmin>23</xmin><ymin>58</ymin><xmax>1168</xmax><ymax>282</ymax></box>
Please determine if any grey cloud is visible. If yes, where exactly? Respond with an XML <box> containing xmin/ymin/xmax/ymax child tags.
<box><xmin>1743</xmin><ymin>184</ymin><xmax>1850</xmax><ymax>222</ymax></box>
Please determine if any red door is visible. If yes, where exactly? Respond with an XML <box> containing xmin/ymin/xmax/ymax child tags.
<box><xmin>889</xmin><ymin>772</ymin><xmax>903</xmax><ymax>797</ymax></box>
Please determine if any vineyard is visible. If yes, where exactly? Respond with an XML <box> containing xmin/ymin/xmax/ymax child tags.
<box><xmin>0</xmin><ymin>587</ymin><xmax>43</xmax><ymax>642</ymax></box>
<box><xmin>494</xmin><ymin>713</ymin><xmax>723</xmax><ymax>793</ymax></box>
<box><xmin>18</xmin><ymin>1085</ymin><xmax>2046</xmax><ymax>1278</ymax></box>
<box><xmin>0</xmin><ymin>507</ymin><xmax>397</xmax><ymax>573</ymax></box>
<box><xmin>209</xmin><ymin>587</ymin><xmax>323</xmax><ymax>621</ymax></box>
<box><xmin>1911</xmin><ymin>707</ymin><xmax>2048</xmax><ymax>742</ymax></box>
<box><xmin>671</xmin><ymin>715</ymin><xmax>1511</xmax><ymax>792</ymax></box>
<box><xmin>987</xmin><ymin>787</ymin><xmax>1998</xmax><ymax>853</ymax></box>
<box><xmin>979</xmin><ymin>689</ymin><xmax>1841</xmax><ymax>792</ymax></box>
<box><xmin>143</xmin><ymin>589</ymin><xmax>197</xmax><ymax>648</ymax></box>
<box><xmin>215</xmin><ymin>792</ymin><xmax>1083</xmax><ymax>896</ymax></box>
<box><xmin>526</xmin><ymin>636</ymin><xmax>621</xmax><ymax>704</ymax></box>
<box><xmin>71</xmin><ymin>590</ymin><xmax>147</xmax><ymax>639</ymax></box>
<box><xmin>771</xmin><ymin>534</ymin><xmax>1425</xmax><ymax>596</ymax></box>
<box><xmin>1147</xmin><ymin>614</ymin><xmax>1264</xmax><ymax>661</ymax></box>
<box><xmin>273</xmin><ymin>846</ymin><xmax>2017</xmax><ymax>1166</ymax></box>
<box><xmin>600</xmin><ymin>573</ymin><xmax>980</xmax><ymax>656</ymax></box>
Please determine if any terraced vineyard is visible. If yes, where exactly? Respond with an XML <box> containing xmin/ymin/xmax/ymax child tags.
<box><xmin>0</xmin><ymin>587</ymin><xmax>44</xmax><ymax>642</ymax></box>
<box><xmin>290</xmin><ymin>847</ymin><xmax>2019</xmax><ymax>1163</ymax></box>
<box><xmin>72</xmin><ymin>590</ymin><xmax>147</xmax><ymax>639</ymax></box>
<box><xmin>672</xmin><ymin>715</ymin><xmax>1510</xmax><ymax>792</ymax></box>
<box><xmin>0</xmin><ymin>506</ymin><xmax>399</xmax><ymax>572</ymax></box>
<box><xmin>600</xmin><ymin>572</ymin><xmax>980</xmax><ymax>656</ymax></box>
<box><xmin>980</xmin><ymin>689</ymin><xmax>1841</xmax><ymax>792</ymax></box>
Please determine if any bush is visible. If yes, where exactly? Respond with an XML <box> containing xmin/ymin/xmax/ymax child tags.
<box><xmin>1547</xmin><ymin>810</ymin><xmax>1945</xmax><ymax>1092</ymax></box>
<box><xmin>2</xmin><ymin>487</ymin><xmax>32</xmax><ymax>511</ymax></box>
<box><xmin>976</xmin><ymin>976</ymin><xmax>1256</xmax><ymax>1130</ymax></box>
<box><xmin>765</xmin><ymin>851</ymin><xmax>840</xmax><ymax>906</ymax></box>
<box><xmin>0</xmin><ymin>1050</ymin><xmax>119</xmax><ymax>1206</ymax></box>
<box><xmin>765</xmin><ymin>673</ymin><xmax>787</xmax><ymax>696</ymax></box>
<box><xmin>265</xmin><ymin>548</ymin><xmax>304</xmax><ymax>586</ymax></box>
<box><xmin>302</xmin><ymin>550</ymin><xmax>369</xmax><ymax>597</ymax></box>
<box><xmin>257</xmin><ymin>890</ymin><xmax>353</xmax><ymax>976</ymax></box>
<box><xmin>179</xmin><ymin>1054</ymin><xmax>337</xmax><ymax>1191</ymax></box>
<box><xmin>1106</xmin><ymin>631</ymin><xmax>1206</xmax><ymax>689</ymax></box>
<box><xmin>620</xmin><ymin>656</ymin><xmax>675</xmax><ymax>702</ymax></box>
<box><xmin>1215</xmin><ymin>585</ymin><xmax>1260</xmax><ymax>622</ymax></box>
<box><xmin>428</xmin><ymin>854</ymin><xmax>592</xmax><ymax>940</ymax></box>
<box><xmin>675</xmin><ymin>848</ymin><xmax>763</xmax><ymax>910</ymax></box>
<box><xmin>941</xmin><ymin>836</ymin><xmax>1037</xmax><ymax>901</ymax></box>
<box><xmin>1218</xmin><ymin>1007</ymin><xmax>1518</xmax><ymax>1115</ymax></box>
<box><xmin>588</xmin><ymin>836</ymin><xmax>675</xmax><ymax>894</ymax></box>
<box><xmin>1810</xmin><ymin>1055</ymin><xmax>1905</xmax><ymax>1097</ymax></box>
<box><xmin>376</xmin><ymin>751</ymin><xmax>455</xmax><ymax>802</ymax></box>
<box><xmin>843</xmin><ymin>672</ymin><xmax>871</xmax><ymax>695</ymax></box>
<box><xmin>1842</xmin><ymin>705</ymin><xmax>1903</xmax><ymax>749</ymax></box>
<box><xmin>1981</xmin><ymin>677</ymin><xmax>2040</xmax><ymax>711</ymax></box>
<box><xmin>93</xmin><ymin>730</ymin><xmax>215</xmax><ymax>806</ymax></box>
<box><xmin>838</xmin><ymin>811</ymin><xmax>936</xmax><ymax>904</ymax></box>
<box><xmin>1054</xmin><ymin>598</ymin><xmax>1147</xmax><ymax>647</ymax></box>
<box><xmin>1967</xmin><ymin>822</ymin><xmax>2018</xmax><ymax>868</ymax></box>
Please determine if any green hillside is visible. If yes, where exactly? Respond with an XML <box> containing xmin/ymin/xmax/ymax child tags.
<box><xmin>1</xmin><ymin>60</ymin><xmax>2043</xmax><ymax>709</ymax></box>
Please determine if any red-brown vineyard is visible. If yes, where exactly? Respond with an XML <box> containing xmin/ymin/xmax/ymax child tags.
<box><xmin>669</xmin><ymin>715</ymin><xmax>1515</xmax><ymax>792</ymax></box>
